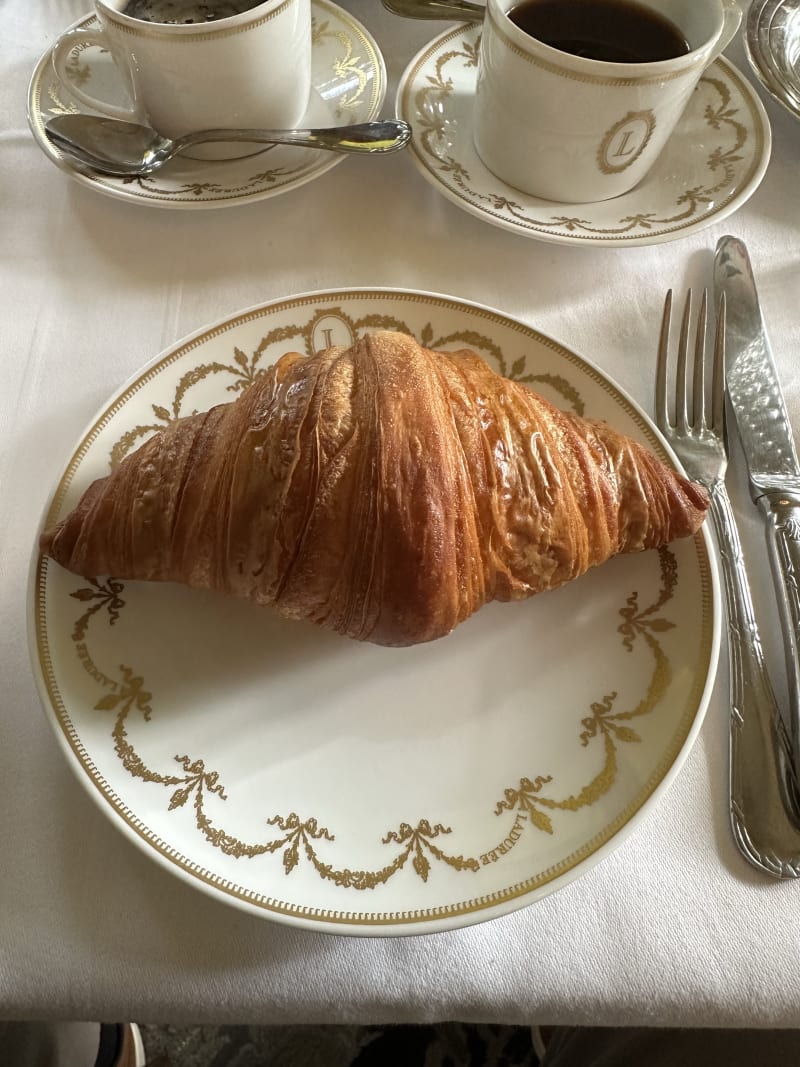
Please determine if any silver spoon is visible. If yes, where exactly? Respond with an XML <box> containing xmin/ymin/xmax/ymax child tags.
<box><xmin>381</xmin><ymin>0</ymin><xmax>484</xmax><ymax>21</ymax></box>
<box><xmin>44</xmin><ymin>115</ymin><xmax>413</xmax><ymax>177</ymax></box>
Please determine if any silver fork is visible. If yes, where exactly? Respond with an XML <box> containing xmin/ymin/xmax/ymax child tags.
<box><xmin>656</xmin><ymin>289</ymin><xmax>800</xmax><ymax>878</ymax></box>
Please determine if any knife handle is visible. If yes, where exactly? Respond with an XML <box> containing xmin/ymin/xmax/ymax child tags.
<box><xmin>759</xmin><ymin>492</ymin><xmax>800</xmax><ymax>786</ymax></box>
<box><xmin>709</xmin><ymin>482</ymin><xmax>800</xmax><ymax>876</ymax></box>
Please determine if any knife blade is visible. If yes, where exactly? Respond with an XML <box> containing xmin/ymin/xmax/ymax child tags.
<box><xmin>714</xmin><ymin>234</ymin><xmax>800</xmax><ymax>803</ymax></box>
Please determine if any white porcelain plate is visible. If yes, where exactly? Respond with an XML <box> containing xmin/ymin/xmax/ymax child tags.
<box><xmin>397</xmin><ymin>26</ymin><xmax>771</xmax><ymax>246</ymax></box>
<box><xmin>30</xmin><ymin>290</ymin><xmax>720</xmax><ymax>934</ymax></box>
<box><xmin>27</xmin><ymin>0</ymin><xmax>385</xmax><ymax>209</ymax></box>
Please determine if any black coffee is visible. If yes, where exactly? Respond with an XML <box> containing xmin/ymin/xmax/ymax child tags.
<box><xmin>121</xmin><ymin>0</ymin><xmax>262</xmax><ymax>23</ymax></box>
<box><xmin>507</xmin><ymin>0</ymin><xmax>690</xmax><ymax>63</ymax></box>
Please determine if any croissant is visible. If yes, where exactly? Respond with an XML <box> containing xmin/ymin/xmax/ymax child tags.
<box><xmin>41</xmin><ymin>330</ymin><xmax>707</xmax><ymax>647</ymax></box>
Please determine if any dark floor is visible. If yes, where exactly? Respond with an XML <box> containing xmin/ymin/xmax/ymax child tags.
<box><xmin>140</xmin><ymin>1023</ymin><xmax>541</xmax><ymax>1067</ymax></box>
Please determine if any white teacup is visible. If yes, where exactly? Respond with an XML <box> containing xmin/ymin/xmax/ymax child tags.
<box><xmin>51</xmin><ymin>0</ymin><xmax>312</xmax><ymax>160</ymax></box>
<box><xmin>472</xmin><ymin>0</ymin><xmax>742</xmax><ymax>202</ymax></box>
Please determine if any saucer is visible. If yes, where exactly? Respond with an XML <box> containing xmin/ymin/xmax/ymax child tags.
<box><xmin>27</xmin><ymin>0</ymin><xmax>386</xmax><ymax>209</ymax></box>
<box><xmin>396</xmin><ymin>25</ymin><xmax>772</xmax><ymax>247</ymax></box>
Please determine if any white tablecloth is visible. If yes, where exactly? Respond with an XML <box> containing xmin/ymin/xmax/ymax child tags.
<box><xmin>3</xmin><ymin>0</ymin><xmax>800</xmax><ymax>1030</ymax></box>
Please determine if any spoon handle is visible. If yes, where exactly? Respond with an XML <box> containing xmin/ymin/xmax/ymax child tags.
<box><xmin>179</xmin><ymin>120</ymin><xmax>412</xmax><ymax>155</ymax></box>
<box><xmin>381</xmin><ymin>0</ymin><xmax>485</xmax><ymax>21</ymax></box>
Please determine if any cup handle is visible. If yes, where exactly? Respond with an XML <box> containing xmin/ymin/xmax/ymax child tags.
<box><xmin>51</xmin><ymin>27</ymin><xmax>139</xmax><ymax>121</ymax></box>
<box><xmin>707</xmin><ymin>0</ymin><xmax>743</xmax><ymax>64</ymax></box>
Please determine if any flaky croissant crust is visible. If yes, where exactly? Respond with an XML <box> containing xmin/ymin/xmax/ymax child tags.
<box><xmin>42</xmin><ymin>330</ymin><xmax>707</xmax><ymax>646</ymax></box>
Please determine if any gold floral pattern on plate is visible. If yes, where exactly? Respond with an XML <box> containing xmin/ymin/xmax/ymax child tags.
<box><xmin>31</xmin><ymin>290</ymin><xmax>719</xmax><ymax>933</ymax></box>
<box><xmin>396</xmin><ymin>27</ymin><xmax>771</xmax><ymax>246</ymax></box>
<box><xmin>26</xmin><ymin>0</ymin><xmax>385</xmax><ymax>209</ymax></box>
<box><xmin>65</xmin><ymin>541</ymin><xmax>678</xmax><ymax>886</ymax></box>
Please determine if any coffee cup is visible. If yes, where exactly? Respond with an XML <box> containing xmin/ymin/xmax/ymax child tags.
<box><xmin>51</xmin><ymin>0</ymin><xmax>311</xmax><ymax>160</ymax></box>
<box><xmin>472</xmin><ymin>0</ymin><xmax>742</xmax><ymax>202</ymax></box>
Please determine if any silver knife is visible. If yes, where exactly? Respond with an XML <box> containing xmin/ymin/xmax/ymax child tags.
<box><xmin>714</xmin><ymin>234</ymin><xmax>800</xmax><ymax>872</ymax></box>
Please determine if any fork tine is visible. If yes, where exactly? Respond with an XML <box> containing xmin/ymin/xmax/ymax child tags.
<box><xmin>711</xmin><ymin>291</ymin><xmax>726</xmax><ymax>432</ymax></box>
<box><xmin>693</xmin><ymin>288</ymin><xmax>708</xmax><ymax>427</ymax></box>
<box><xmin>656</xmin><ymin>290</ymin><xmax>672</xmax><ymax>430</ymax></box>
<box><xmin>676</xmin><ymin>289</ymin><xmax>692</xmax><ymax>432</ymax></box>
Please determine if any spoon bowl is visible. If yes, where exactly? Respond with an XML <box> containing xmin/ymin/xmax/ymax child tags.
<box><xmin>44</xmin><ymin>115</ymin><xmax>412</xmax><ymax>177</ymax></box>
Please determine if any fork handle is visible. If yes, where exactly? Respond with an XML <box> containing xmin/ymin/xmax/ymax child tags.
<box><xmin>709</xmin><ymin>480</ymin><xmax>800</xmax><ymax>877</ymax></box>
<box><xmin>759</xmin><ymin>491</ymin><xmax>800</xmax><ymax>789</ymax></box>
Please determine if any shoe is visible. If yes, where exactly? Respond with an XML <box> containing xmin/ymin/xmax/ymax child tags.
<box><xmin>531</xmin><ymin>1025</ymin><xmax>548</xmax><ymax>1060</ymax></box>
<box><xmin>95</xmin><ymin>1024</ymin><xmax>145</xmax><ymax>1067</ymax></box>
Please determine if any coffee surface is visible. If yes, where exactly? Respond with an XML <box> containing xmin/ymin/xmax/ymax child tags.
<box><xmin>506</xmin><ymin>0</ymin><xmax>690</xmax><ymax>63</ymax></box>
<box><xmin>121</xmin><ymin>0</ymin><xmax>262</xmax><ymax>23</ymax></box>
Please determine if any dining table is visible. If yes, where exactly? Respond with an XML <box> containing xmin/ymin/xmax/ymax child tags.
<box><xmin>4</xmin><ymin>0</ymin><xmax>800</xmax><ymax>1035</ymax></box>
